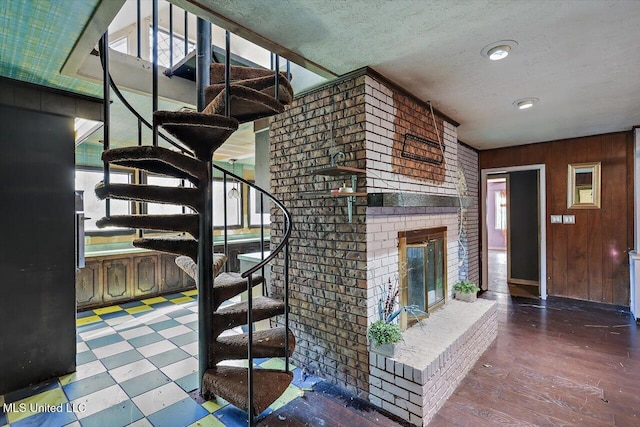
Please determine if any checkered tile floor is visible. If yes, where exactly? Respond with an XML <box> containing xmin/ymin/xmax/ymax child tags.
<box><xmin>0</xmin><ymin>291</ymin><xmax>319</xmax><ymax>427</ymax></box>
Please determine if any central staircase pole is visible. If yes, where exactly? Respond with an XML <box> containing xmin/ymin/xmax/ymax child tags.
<box><xmin>196</xmin><ymin>17</ymin><xmax>212</xmax><ymax>393</ymax></box>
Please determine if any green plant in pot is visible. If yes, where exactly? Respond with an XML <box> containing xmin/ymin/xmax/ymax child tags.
<box><xmin>367</xmin><ymin>278</ymin><xmax>411</xmax><ymax>357</ymax></box>
<box><xmin>367</xmin><ymin>320</ymin><xmax>402</xmax><ymax>348</ymax></box>
<box><xmin>452</xmin><ymin>279</ymin><xmax>480</xmax><ymax>303</ymax></box>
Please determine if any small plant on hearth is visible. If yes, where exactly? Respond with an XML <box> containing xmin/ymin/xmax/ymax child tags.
<box><xmin>452</xmin><ymin>280</ymin><xmax>479</xmax><ymax>294</ymax></box>
<box><xmin>367</xmin><ymin>277</ymin><xmax>429</xmax><ymax>347</ymax></box>
<box><xmin>367</xmin><ymin>319</ymin><xmax>402</xmax><ymax>346</ymax></box>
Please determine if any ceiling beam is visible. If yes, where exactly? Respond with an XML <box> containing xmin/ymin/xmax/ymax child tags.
<box><xmin>61</xmin><ymin>0</ymin><xmax>127</xmax><ymax>77</ymax></box>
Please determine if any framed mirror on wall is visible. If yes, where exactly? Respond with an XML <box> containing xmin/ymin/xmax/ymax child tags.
<box><xmin>567</xmin><ymin>162</ymin><xmax>601</xmax><ymax>209</ymax></box>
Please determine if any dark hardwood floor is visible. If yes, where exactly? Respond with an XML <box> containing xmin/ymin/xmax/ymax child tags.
<box><xmin>432</xmin><ymin>293</ymin><xmax>639</xmax><ymax>427</ymax></box>
<box><xmin>260</xmin><ymin>293</ymin><xmax>639</xmax><ymax>426</ymax></box>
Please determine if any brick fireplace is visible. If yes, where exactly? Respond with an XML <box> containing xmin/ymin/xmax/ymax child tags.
<box><xmin>269</xmin><ymin>68</ymin><xmax>489</xmax><ymax>417</ymax></box>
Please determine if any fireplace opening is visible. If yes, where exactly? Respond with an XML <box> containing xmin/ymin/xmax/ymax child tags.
<box><xmin>398</xmin><ymin>227</ymin><xmax>447</xmax><ymax>328</ymax></box>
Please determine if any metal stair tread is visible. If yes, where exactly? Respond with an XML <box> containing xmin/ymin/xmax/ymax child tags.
<box><xmin>213</xmin><ymin>296</ymin><xmax>285</xmax><ymax>334</ymax></box>
<box><xmin>102</xmin><ymin>146</ymin><xmax>205</xmax><ymax>184</ymax></box>
<box><xmin>133</xmin><ymin>236</ymin><xmax>198</xmax><ymax>260</ymax></box>
<box><xmin>210</xmin><ymin>327</ymin><xmax>295</xmax><ymax>365</ymax></box>
<box><xmin>96</xmin><ymin>214</ymin><xmax>199</xmax><ymax>237</ymax></box>
<box><xmin>204</xmin><ymin>74</ymin><xmax>293</xmax><ymax>107</ymax></box>
<box><xmin>153</xmin><ymin>111</ymin><xmax>239</xmax><ymax>159</ymax></box>
<box><xmin>202</xmin><ymin>366</ymin><xmax>293</xmax><ymax>415</ymax></box>
<box><xmin>202</xmin><ymin>85</ymin><xmax>284</xmax><ymax>124</ymax></box>
<box><xmin>209</xmin><ymin>63</ymin><xmax>288</xmax><ymax>84</ymax></box>
<box><xmin>213</xmin><ymin>273</ymin><xmax>265</xmax><ymax>309</ymax></box>
<box><xmin>95</xmin><ymin>182</ymin><xmax>203</xmax><ymax>212</ymax></box>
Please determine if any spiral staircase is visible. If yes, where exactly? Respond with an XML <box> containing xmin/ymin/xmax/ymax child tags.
<box><xmin>95</xmin><ymin>59</ymin><xmax>295</xmax><ymax>419</ymax></box>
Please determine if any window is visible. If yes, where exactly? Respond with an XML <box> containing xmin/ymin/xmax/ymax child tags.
<box><xmin>110</xmin><ymin>37</ymin><xmax>128</xmax><ymax>54</ymax></box>
<box><xmin>495</xmin><ymin>190</ymin><xmax>507</xmax><ymax>230</ymax></box>
<box><xmin>213</xmin><ymin>180</ymin><xmax>242</xmax><ymax>227</ymax></box>
<box><xmin>146</xmin><ymin>175</ymin><xmax>185</xmax><ymax>215</ymax></box>
<box><xmin>149</xmin><ymin>28</ymin><xmax>194</xmax><ymax>68</ymax></box>
<box><xmin>248</xmin><ymin>185</ymin><xmax>271</xmax><ymax>227</ymax></box>
<box><xmin>75</xmin><ymin>169</ymin><xmax>133</xmax><ymax>232</ymax></box>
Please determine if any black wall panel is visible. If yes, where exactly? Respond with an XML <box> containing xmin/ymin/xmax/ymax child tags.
<box><xmin>0</xmin><ymin>105</ymin><xmax>76</xmax><ymax>394</ymax></box>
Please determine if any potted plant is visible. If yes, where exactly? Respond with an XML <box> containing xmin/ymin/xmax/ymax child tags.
<box><xmin>453</xmin><ymin>279</ymin><xmax>480</xmax><ymax>302</ymax></box>
<box><xmin>367</xmin><ymin>278</ymin><xmax>404</xmax><ymax>357</ymax></box>
<box><xmin>367</xmin><ymin>320</ymin><xmax>402</xmax><ymax>357</ymax></box>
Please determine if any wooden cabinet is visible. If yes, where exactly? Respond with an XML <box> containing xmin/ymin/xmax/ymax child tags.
<box><xmin>134</xmin><ymin>256</ymin><xmax>159</xmax><ymax>297</ymax></box>
<box><xmin>76</xmin><ymin>260</ymin><xmax>101</xmax><ymax>307</ymax></box>
<box><xmin>103</xmin><ymin>258</ymin><xmax>132</xmax><ymax>304</ymax></box>
<box><xmin>76</xmin><ymin>251</ymin><xmax>190</xmax><ymax>310</ymax></box>
<box><xmin>76</xmin><ymin>240</ymin><xmax>268</xmax><ymax>310</ymax></box>
<box><xmin>160</xmin><ymin>254</ymin><xmax>190</xmax><ymax>292</ymax></box>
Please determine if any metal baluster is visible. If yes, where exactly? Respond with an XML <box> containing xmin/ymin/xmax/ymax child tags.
<box><xmin>247</xmin><ymin>274</ymin><xmax>255</xmax><ymax>426</ymax></box>
<box><xmin>284</xmin><ymin>239</ymin><xmax>290</xmax><ymax>374</ymax></box>
<box><xmin>169</xmin><ymin>3</ymin><xmax>174</xmax><ymax>68</ymax></box>
<box><xmin>274</xmin><ymin>54</ymin><xmax>280</xmax><ymax>102</ymax></box>
<box><xmin>223</xmin><ymin>174</ymin><xmax>229</xmax><ymax>270</ymax></box>
<box><xmin>286</xmin><ymin>59</ymin><xmax>291</xmax><ymax>81</ymax></box>
<box><xmin>224</xmin><ymin>30</ymin><xmax>231</xmax><ymax>118</ymax></box>
<box><xmin>260</xmin><ymin>194</ymin><xmax>265</xmax><ymax>296</ymax></box>
<box><xmin>184</xmin><ymin>11</ymin><xmax>189</xmax><ymax>56</ymax></box>
<box><xmin>151</xmin><ymin>0</ymin><xmax>158</xmax><ymax>147</ymax></box>
<box><xmin>136</xmin><ymin>0</ymin><xmax>141</xmax><ymax>58</ymax></box>
<box><xmin>100</xmin><ymin>34</ymin><xmax>110</xmax><ymax>217</ymax></box>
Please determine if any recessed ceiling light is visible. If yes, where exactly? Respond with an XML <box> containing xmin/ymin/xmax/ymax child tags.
<box><xmin>513</xmin><ymin>98</ymin><xmax>539</xmax><ymax>110</ymax></box>
<box><xmin>481</xmin><ymin>40</ymin><xmax>518</xmax><ymax>60</ymax></box>
<box><xmin>487</xmin><ymin>45</ymin><xmax>511</xmax><ymax>60</ymax></box>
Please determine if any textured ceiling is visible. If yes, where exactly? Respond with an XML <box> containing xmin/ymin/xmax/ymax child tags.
<box><xmin>0</xmin><ymin>0</ymin><xmax>102</xmax><ymax>97</ymax></box>
<box><xmin>187</xmin><ymin>0</ymin><xmax>640</xmax><ymax>149</ymax></box>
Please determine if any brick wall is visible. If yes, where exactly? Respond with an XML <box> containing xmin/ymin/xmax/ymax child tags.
<box><xmin>270</xmin><ymin>69</ymin><xmax>480</xmax><ymax>398</ymax></box>
<box><xmin>270</xmin><ymin>74</ymin><xmax>370</xmax><ymax>395</ymax></box>
<box><xmin>458</xmin><ymin>143</ymin><xmax>480</xmax><ymax>284</ymax></box>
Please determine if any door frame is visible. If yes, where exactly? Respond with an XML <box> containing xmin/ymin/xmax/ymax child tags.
<box><xmin>481</xmin><ymin>164</ymin><xmax>547</xmax><ymax>299</ymax></box>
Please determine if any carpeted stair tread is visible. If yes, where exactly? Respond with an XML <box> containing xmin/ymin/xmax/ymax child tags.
<box><xmin>209</xmin><ymin>63</ymin><xmax>288</xmax><ymax>84</ymax></box>
<box><xmin>212</xmin><ymin>296</ymin><xmax>285</xmax><ymax>336</ymax></box>
<box><xmin>210</xmin><ymin>327</ymin><xmax>295</xmax><ymax>365</ymax></box>
<box><xmin>133</xmin><ymin>236</ymin><xmax>198</xmax><ymax>260</ymax></box>
<box><xmin>102</xmin><ymin>146</ymin><xmax>205</xmax><ymax>183</ymax></box>
<box><xmin>95</xmin><ymin>182</ymin><xmax>203</xmax><ymax>212</ymax></box>
<box><xmin>205</xmin><ymin>74</ymin><xmax>293</xmax><ymax>107</ymax></box>
<box><xmin>153</xmin><ymin>111</ymin><xmax>238</xmax><ymax>159</ymax></box>
<box><xmin>203</xmin><ymin>85</ymin><xmax>284</xmax><ymax>124</ymax></box>
<box><xmin>202</xmin><ymin>366</ymin><xmax>293</xmax><ymax>415</ymax></box>
<box><xmin>213</xmin><ymin>273</ymin><xmax>265</xmax><ymax>308</ymax></box>
<box><xmin>96</xmin><ymin>214</ymin><xmax>199</xmax><ymax>237</ymax></box>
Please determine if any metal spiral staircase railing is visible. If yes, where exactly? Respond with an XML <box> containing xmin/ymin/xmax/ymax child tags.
<box><xmin>94</xmin><ymin>13</ymin><xmax>293</xmax><ymax>425</ymax></box>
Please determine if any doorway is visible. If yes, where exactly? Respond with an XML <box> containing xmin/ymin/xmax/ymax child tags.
<box><xmin>481</xmin><ymin>165</ymin><xmax>547</xmax><ymax>300</ymax></box>
<box><xmin>486</xmin><ymin>176</ymin><xmax>508</xmax><ymax>294</ymax></box>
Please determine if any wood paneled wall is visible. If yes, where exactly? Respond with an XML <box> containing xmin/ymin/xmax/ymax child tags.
<box><xmin>479</xmin><ymin>131</ymin><xmax>634</xmax><ymax>306</ymax></box>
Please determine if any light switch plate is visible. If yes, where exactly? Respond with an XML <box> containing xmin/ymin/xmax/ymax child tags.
<box><xmin>563</xmin><ymin>215</ymin><xmax>575</xmax><ymax>224</ymax></box>
<box><xmin>550</xmin><ymin>215</ymin><xmax>563</xmax><ymax>224</ymax></box>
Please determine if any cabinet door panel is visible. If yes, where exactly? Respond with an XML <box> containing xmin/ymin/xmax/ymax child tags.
<box><xmin>103</xmin><ymin>258</ymin><xmax>131</xmax><ymax>303</ymax></box>
<box><xmin>135</xmin><ymin>256</ymin><xmax>159</xmax><ymax>296</ymax></box>
<box><xmin>161</xmin><ymin>254</ymin><xmax>186</xmax><ymax>292</ymax></box>
<box><xmin>76</xmin><ymin>261</ymin><xmax>102</xmax><ymax>309</ymax></box>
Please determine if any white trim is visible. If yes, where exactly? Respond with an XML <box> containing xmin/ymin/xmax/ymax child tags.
<box><xmin>481</xmin><ymin>164</ymin><xmax>547</xmax><ymax>300</ymax></box>
<box><xmin>630</xmin><ymin>128</ymin><xmax>640</xmax><ymax>319</ymax></box>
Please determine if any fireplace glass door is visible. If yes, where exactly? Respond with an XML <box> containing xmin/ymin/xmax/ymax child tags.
<box><xmin>400</xmin><ymin>228</ymin><xmax>447</xmax><ymax>326</ymax></box>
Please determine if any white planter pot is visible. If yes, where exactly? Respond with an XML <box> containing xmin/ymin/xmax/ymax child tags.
<box><xmin>370</xmin><ymin>342</ymin><xmax>398</xmax><ymax>358</ymax></box>
<box><xmin>455</xmin><ymin>291</ymin><xmax>477</xmax><ymax>303</ymax></box>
